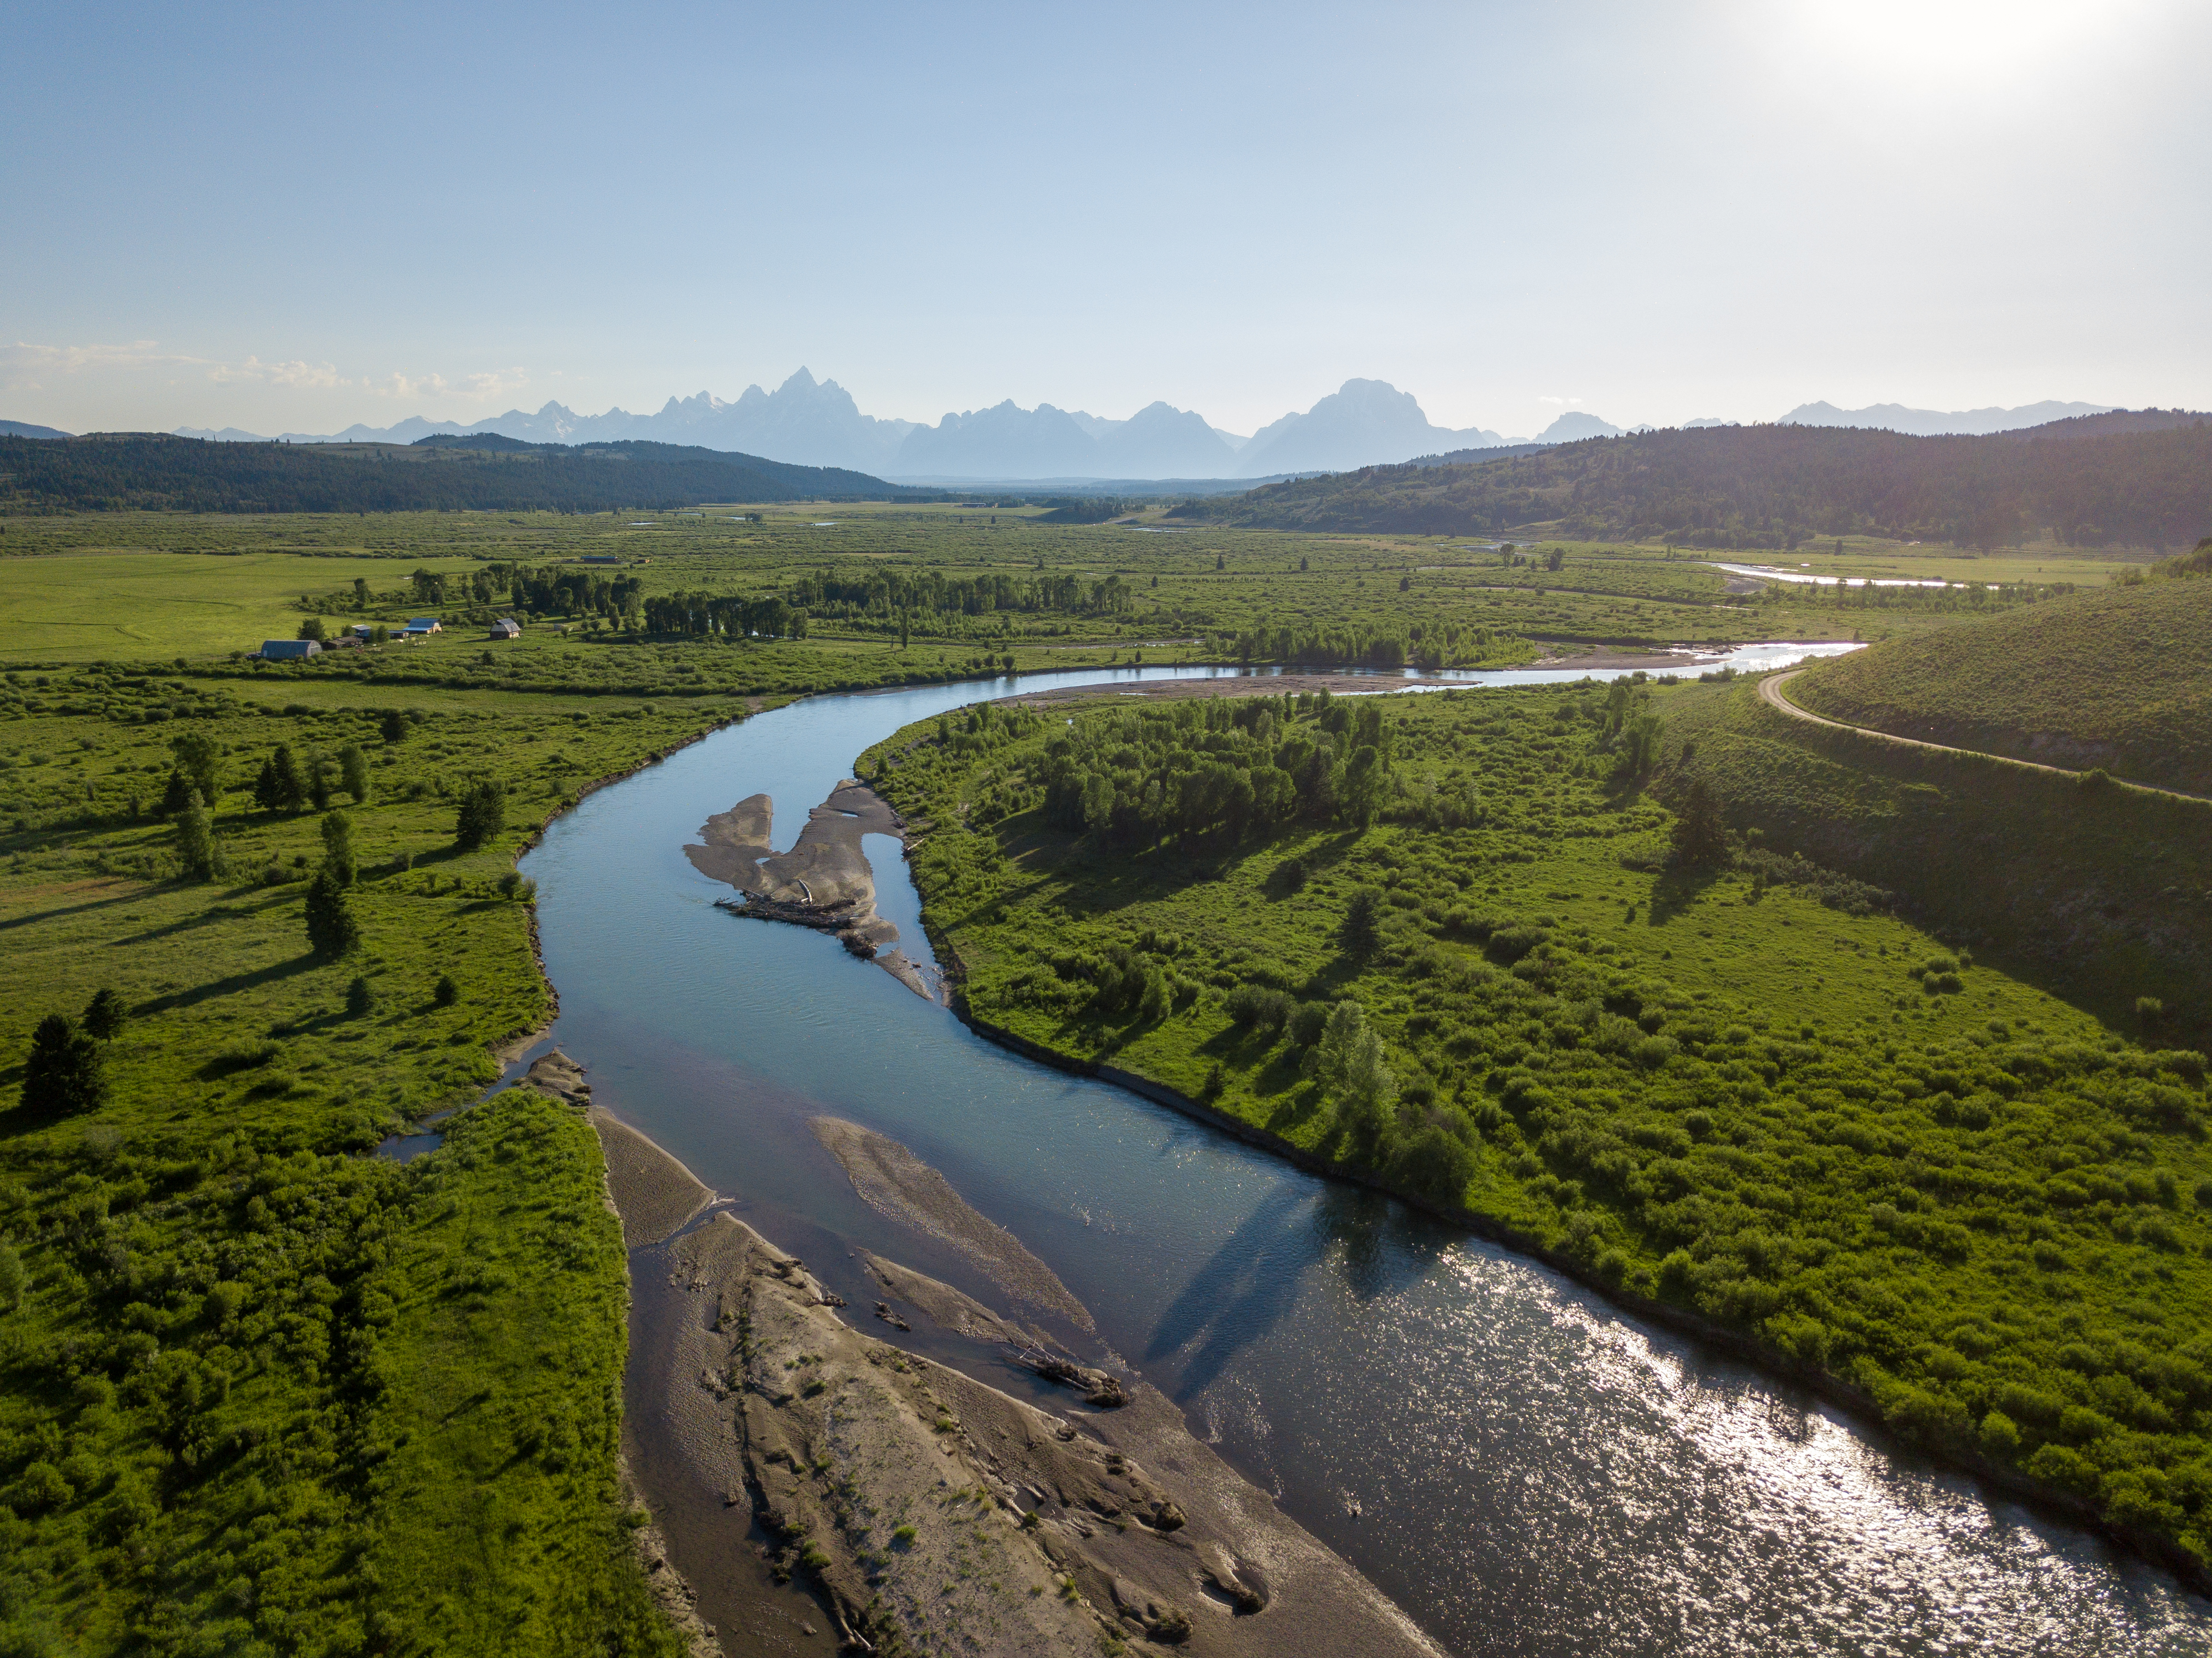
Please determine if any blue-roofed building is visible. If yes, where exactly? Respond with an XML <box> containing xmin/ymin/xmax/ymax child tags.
<box><xmin>402</xmin><ymin>617</ymin><xmax>442</xmax><ymax>638</ymax></box>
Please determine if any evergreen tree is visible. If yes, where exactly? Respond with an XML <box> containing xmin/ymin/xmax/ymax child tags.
<box><xmin>346</xmin><ymin>975</ymin><xmax>375</xmax><ymax>1017</ymax></box>
<box><xmin>175</xmin><ymin>789</ymin><xmax>222</xmax><ymax>881</ymax></box>
<box><xmin>304</xmin><ymin>867</ymin><xmax>360</xmax><ymax>959</ymax></box>
<box><xmin>454</xmin><ymin>778</ymin><xmax>506</xmax><ymax>850</ymax></box>
<box><xmin>160</xmin><ymin>767</ymin><xmax>194</xmax><ymax>818</ymax></box>
<box><xmin>308</xmin><ymin>759</ymin><xmax>332</xmax><ymax>812</ymax></box>
<box><xmin>270</xmin><ymin>745</ymin><xmax>308</xmax><ymax>812</ymax></box>
<box><xmin>380</xmin><ymin>709</ymin><xmax>409</xmax><ymax>744</ymax></box>
<box><xmin>1340</xmin><ymin>887</ymin><xmax>1383</xmax><ymax>960</ymax></box>
<box><xmin>21</xmin><ymin>1014</ymin><xmax>105</xmax><ymax>1115</ymax></box>
<box><xmin>1670</xmin><ymin>779</ymin><xmax>1729</xmax><ymax>868</ymax></box>
<box><xmin>319</xmin><ymin>810</ymin><xmax>357</xmax><ymax>887</ymax></box>
<box><xmin>81</xmin><ymin>987</ymin><xmax>126</xmax><ymax>1043</ymax></box>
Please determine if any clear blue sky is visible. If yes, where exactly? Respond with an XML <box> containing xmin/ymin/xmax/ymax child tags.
<box><xmin>5</xmin><ymin>0</ymin><xmax>2205</xmax><ymax>437</ymax></box>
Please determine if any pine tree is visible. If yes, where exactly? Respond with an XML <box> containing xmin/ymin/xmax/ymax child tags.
<box><xmin>304</xmin><ymin>867</ymin><xmax>360</xmax><ymax>959</ymax></box>
<box><xmin>1670</xmin><ymin>779</ymin><xmax>1729</xmax><ymax>868</ymax></box>
<box><xmin>380</xmin><ymin>709</ymin><xmax>409</xmax><ymax>745</ymax></box>
<box><xmin>1340</xmin><ymin>887</ymin><xmax>1383</xmax><ymax>959</ymax></box>
<box><xmin>81</xmin><ymin>987</ymin><xmax>126</xmax><ymax>1043</ymax></box>
<box><xmin>21</xmin><ymin>1014</ymin><xmax>105</xmax><ymax>1115</ymax></box>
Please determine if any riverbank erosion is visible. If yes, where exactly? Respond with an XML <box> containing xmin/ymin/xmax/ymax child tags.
<box><xmin>589</xmin><ymin>1092</ymin><xmax>1442</xmax><ymax>1656</ymax></box>
<box><xmin>684</xmin><ymin>780</ymin><xmax>935</xmax><ymax>997</ymax></box>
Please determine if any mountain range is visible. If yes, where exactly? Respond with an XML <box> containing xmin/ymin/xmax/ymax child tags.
<box><xmin>158</xmin><ymin>372</ymin><xmax>1539</xmax><ymax>481</ymax></box>
<box><xmin>12</xmin><ymin>384</ymin><xmax>2150</xmax><ymax>482</ymax></box>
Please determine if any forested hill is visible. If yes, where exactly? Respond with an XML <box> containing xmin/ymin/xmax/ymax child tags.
<box><xmin>1168</xmin><ymin>420</ymin><xmax>2212</xmax><ymax>550</ymax></box>
<box><xmin>0</xmin><ymin>432</ymin><xmax>919</xmax><ymax>514</ymax></box>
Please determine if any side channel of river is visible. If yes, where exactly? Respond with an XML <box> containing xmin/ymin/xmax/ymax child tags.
<box><xmin>517</xmin><ymin>653</ymin><xmax>2208</xmax><ymax>1657</ymax></box>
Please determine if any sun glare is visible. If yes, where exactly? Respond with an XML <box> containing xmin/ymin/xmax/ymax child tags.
<box><xmin>1789</xmin><ymin>0</ymin><xmax>2140</xmax><ymax>85</ymax></box>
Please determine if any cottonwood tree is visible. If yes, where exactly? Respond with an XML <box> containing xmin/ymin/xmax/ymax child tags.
<box><xmin>170</xmin><ymin>731</ymin><xmax>221</xmax><ymax>809</ymax></box>
<box><xmin>319</xmin><ymin>811</ymin><xmax>357</xmax><ymax>887</ymax></box>
<box><xmin>174</xmin><ymin>790</ymin><xmax>223</xmax><ymax>881</ymax></box>
<box><xmin>339</xmin><ymin>745</ymin><xmax>370</xmax><ymax>804</ymax></box>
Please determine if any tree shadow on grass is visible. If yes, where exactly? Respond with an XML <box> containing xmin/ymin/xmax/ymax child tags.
<box><xmin>138</xmin><ymin>953</ymin><xmax>322</xmax><ymax>1016</ymax></box>
<box><xmin>1646</xmin><ymin>864</ymin><xmax>1724</xmax><ymax>926</ymax></box>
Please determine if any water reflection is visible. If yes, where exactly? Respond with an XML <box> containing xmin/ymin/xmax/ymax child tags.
<box><xmin>520</xmin><ymin>659</ymin><xmax>2209</xmax><ymax>1658</ymax></box>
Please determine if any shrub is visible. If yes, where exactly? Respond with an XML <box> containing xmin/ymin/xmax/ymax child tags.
<box><xmin>1287</xmin><ymin>1001</ymin><xmax>1330</xmax><ymax>1050</ymax></box>
<box><xmin>432</xmin><ymin>974</ymin><xmax>460</xmax><ymax>1007</ymax></box>
<box><xmin>1226</xmin><ymin>983</ymin><xmax>1293</xmax><ymax>1035</ymax></box>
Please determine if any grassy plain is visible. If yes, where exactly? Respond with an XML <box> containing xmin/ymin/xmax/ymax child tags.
<box><xmin>0</xmin><ymin>508</ymin><xmax>2048</xmax><ymax>679</ymax></box>
<box><xmin>0</xmin><ymin>661</ymin><xmax>737</xmax><ymax>1654</ymax></box>
<box><xmin>864</xmin><ymin>682</ymin><xmax>2212</xmax><ymax>1577</ymax></box>
<box><xmin>3</xmin><ymin>500</ymin><xmax>2203</xmax><ymax>1642</ymax></box>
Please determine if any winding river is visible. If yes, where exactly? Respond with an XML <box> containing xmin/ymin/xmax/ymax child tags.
<box><xmin>515</xmin><ymin>651</ymin><xmax>2209</xmax><ymax>1657</ymax></box>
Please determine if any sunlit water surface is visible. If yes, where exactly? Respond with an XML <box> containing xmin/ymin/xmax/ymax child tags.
<box><xmin>513</xmin><ymin>655</ymin><xmax>2206</xmax><ymax>1656</ymax></box>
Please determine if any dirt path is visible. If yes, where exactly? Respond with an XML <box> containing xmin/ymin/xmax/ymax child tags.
<box><xmin>1759</xmin><ymin>671</ymin><xmax>2211</xmax><ymax>805</ymax></box>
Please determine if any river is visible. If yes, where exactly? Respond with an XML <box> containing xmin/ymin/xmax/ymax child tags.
<box><xmin>514</xmin><ymin>650</ymin><xmax>2208</xmax><ymax>1657</ymax></box>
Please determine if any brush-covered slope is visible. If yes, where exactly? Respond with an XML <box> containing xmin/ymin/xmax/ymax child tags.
<box><xmin>1789</xmin><ymin>575</ymin><xmax>2212</xmax><ymax>796</ymax></box>
<box><xmin>1168</xmin><ymin>422</ymin><xmax>2212</xmax><ymax>551</ymax></box>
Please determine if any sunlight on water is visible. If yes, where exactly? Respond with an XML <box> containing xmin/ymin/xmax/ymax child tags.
<box><xmin>521</xmin><ymin>662</ymin><xmax>2208</xmax><ymax>1658</ymax></box>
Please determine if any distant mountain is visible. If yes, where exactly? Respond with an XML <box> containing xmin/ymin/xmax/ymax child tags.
<box><xmin>1780</xmin><ymin>398</ymin><xmax>2116</xmax><ymax>436</ymax></box>
<box><xmin>1533</xmin><ymin>411</ymin><xmax>1623</xmax><ymax>443</ymax></box>
<box><xmin>160</xmin><ymin>372</ymin><xmax>1558</xmax><ymax>480</ymax></box>
<box><xmin>896</xmin><ymin>401</ymin><xmax>1099</xmax><ymax>478</ymax></box>
<box><xmin>175</xmin><ymin>369</ymin><xmax>919</xmax><ymax>473</ymax></box>
<box><xmin>1232</xmin><ymin>379</ymin><xmax>1507</xmax><ymax>476</ymax></box>
<box><xmin>1093</xmin><ymin>402</ymin><xmax>1240</xmax><ymax>477</ymax></box>
<box><xmin>0</xmin><ymin>419</ymin><xmax>71</xmax><ymax>439</ymax></box>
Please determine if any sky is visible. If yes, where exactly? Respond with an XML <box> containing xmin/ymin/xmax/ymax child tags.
<box><xmin>4</xmin><ymin>0</ymin><xmax>2206</xmax><ymax>439</ymax></box>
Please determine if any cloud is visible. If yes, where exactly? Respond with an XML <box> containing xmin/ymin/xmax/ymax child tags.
<box><xmin>3</xmin><ymin>340</ymin><xmax>529</xmax><ymax>408</ymax></box>
<box><xmin>1538</xmin><ymin>394</ymin><xmax>1585</xmax><ymax>406</ymax></box>
<box><xmin>2</xmin><ymin>339</ymin><xmax>209</xmax><ymax>390</ymax></box>
<box><xmin>208</xmin><ymin>356</ymin><xmax>346</xmax><ymax>389</ymax></box>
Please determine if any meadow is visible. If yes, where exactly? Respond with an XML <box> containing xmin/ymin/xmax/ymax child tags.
<box><xmin>1786</xmin><ymin>571</ymin><xmax>2212</xmax><ymax>796</ymax></box>
<box><xmin>861</xmin><ymin>680</ymin><xmax>2212</xmax><ymax>1577</ymax></box>
<box><xmin>0</xmin><ymin>659</ymin><xmax>735</xmax><ymax>1654</ymax></box>
<box><xmin>1</xmin><ymin>503</ymin><xmax>2200</xmax><ymax>1646</ymax></box>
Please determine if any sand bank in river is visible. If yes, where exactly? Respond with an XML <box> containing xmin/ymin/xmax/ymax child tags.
<box><xmin>684</xmin><ymin>780</ymin><xmax>936</xmax><ymax>999</ymax></box>
<box><xmin>581</xmin><ymin>1071</ymin><xmax>1441</xmax><ymax>1657</ymax></box>
<box><xmin>812</xmin><ymin>1115</ymin><xmax>1092</xmax><ymax>1331</ymax></box>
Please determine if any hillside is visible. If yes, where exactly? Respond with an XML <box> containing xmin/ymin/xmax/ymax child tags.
<box><xmin>0</xmin><ymin>432</ymin><xmax>914</xmax><ymax>515</ymax></box>
<box><xmin>1168</xmin><ymin>421</ymin><xmax>2212</xmax><ymax>551</ymax></box>
<box><xmin>1787</xmin><ymin>573</ymin><xmax>2212</xmax><ymax>796</ymax></box>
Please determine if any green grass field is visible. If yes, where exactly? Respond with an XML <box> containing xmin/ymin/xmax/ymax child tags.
<box><xmin>864</xmin><ymin>683</ymin><xmax>2212</xmax><ymax>1574</ymax></box>
<box><xmin>1787</xmin><ymin>574</ymin><xmax>2212</xmax><ymax>796</ymax></box>
<box><xmin>0</xmin><ymin>663</ymin><xmax>728</xmax><ymax>1654</ymax></box>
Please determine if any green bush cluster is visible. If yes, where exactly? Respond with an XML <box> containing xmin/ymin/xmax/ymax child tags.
<box><xmin>873</xmin><ymin>681</ymin><xmax>2212</xmax><ymax>1572</ymax></box>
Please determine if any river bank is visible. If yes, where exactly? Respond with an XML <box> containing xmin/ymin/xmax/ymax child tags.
<box><xmin>515</xmin><ymin>656</ymin><xmax>2211</xmax><ymax>1656</ymax></box>
<box><xmin>560</xmin><ymin>1045</ymin><xmax>1447</xmax><ymax>1656</ymax></box>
